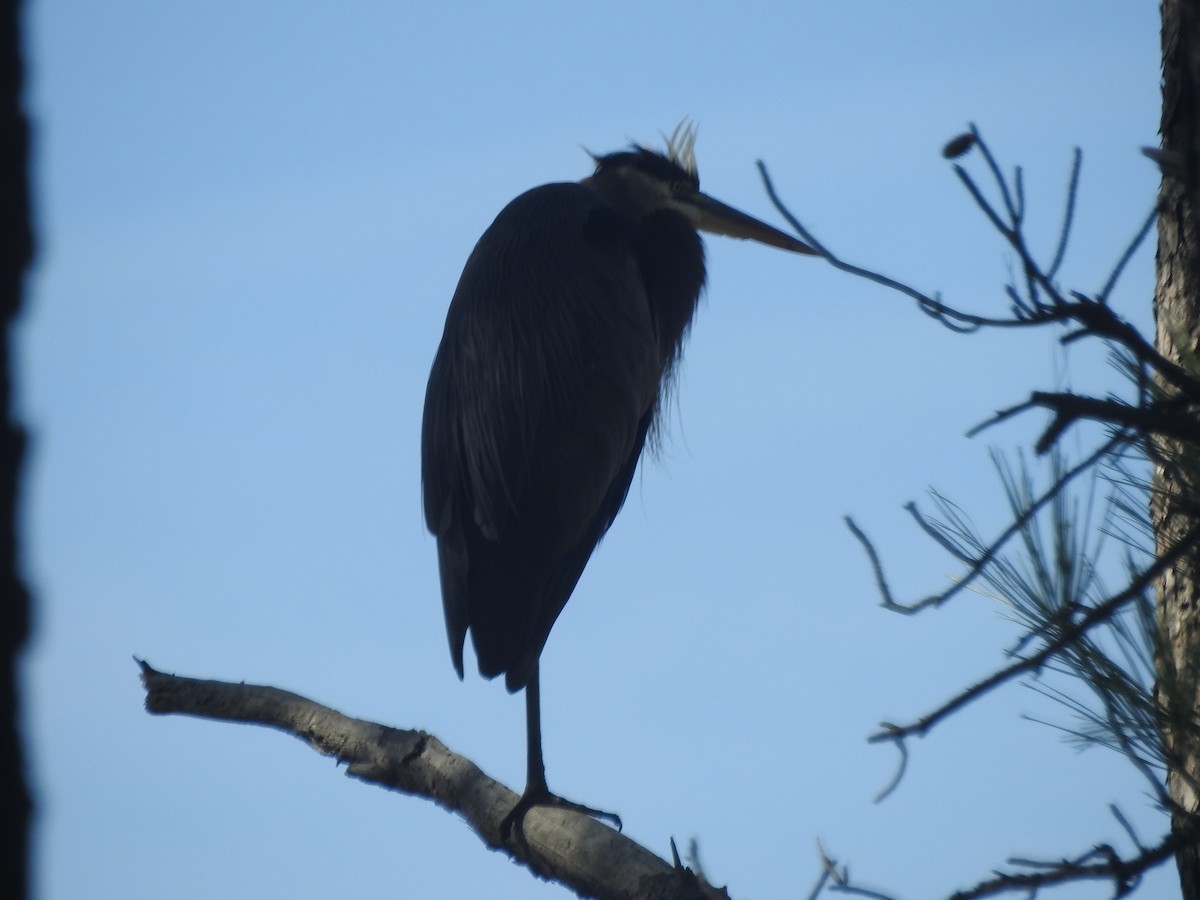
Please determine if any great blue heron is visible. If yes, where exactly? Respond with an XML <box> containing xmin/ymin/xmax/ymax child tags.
<box><xmin>422</xmin><ymin>125</ymin><xmax>814</xmax><ymax>835</ymax></box>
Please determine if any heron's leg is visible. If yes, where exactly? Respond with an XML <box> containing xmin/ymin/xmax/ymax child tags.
<box><xmin>523</xmin><ymin>660</ymin><xmax>549</xmax><ymax>794</ymax></box>
<box><xmin>498</xmin><ymin>662</ymin><xmax>622</xmax><ymax>841</ymax></box>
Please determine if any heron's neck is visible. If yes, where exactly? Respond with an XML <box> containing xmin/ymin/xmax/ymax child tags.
<box><xmin>637</xmin><ymin>209</ymin><xmax>705</xmax><ymax>366</ymax></box>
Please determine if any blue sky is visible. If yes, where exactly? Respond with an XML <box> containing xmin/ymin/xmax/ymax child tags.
<box><xmin>22</xmin><ymin>2</ymin><xmax>1172</xmax><ymax>898</ymax></box>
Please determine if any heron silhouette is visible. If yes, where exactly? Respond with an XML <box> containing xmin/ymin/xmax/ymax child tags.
<box><xmin>422</xmin><ymin>125</ymin><xmax>814</xmax><ymax>836</ymax></box>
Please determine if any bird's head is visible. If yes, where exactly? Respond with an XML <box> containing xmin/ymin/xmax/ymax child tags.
<box><xmin>582</xmin><ymin>122</ymin><xmax>816</xmax><ymax>255</ymax></box>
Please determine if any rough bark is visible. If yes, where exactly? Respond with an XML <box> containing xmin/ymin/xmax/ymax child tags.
<box><xmin>1</xmin><ymin>1</ymin><xmax>31</xmax><ymax>897</ymax></box>
<box><xmin>1155</xmin><ymin>2</ymin><xmax>1200</xmax><ymax>897</ymax></box>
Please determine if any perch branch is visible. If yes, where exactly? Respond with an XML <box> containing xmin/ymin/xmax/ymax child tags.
<box><xmin>137</xmin><ymin>659</ymin><xmax>725</xmax><ymax>900</ymax></box>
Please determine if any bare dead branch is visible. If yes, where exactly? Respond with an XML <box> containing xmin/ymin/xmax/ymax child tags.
<box><xmin>137</xmin><ymin>660</ymin><xmax>726</xmax><ymax>900</ymax></box>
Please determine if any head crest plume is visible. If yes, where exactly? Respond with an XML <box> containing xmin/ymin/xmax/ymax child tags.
<box><xmin>584</xmin><ymin>121</ymin><xmax>701</xmax><ymax>184</ymax></box>
<box><xmin>663</xmin><ymin>120</ymin><xmax>698</xmax><ymax>177</ymax></box>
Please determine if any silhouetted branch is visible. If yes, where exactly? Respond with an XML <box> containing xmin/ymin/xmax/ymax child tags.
<box><xmin>816</xmin><ymin>812</ymin><xmax>1191</xmax><ymax>900</ymax></box>
<box><xmin>756</xmin><ymin>160</ymin><xmax>998</xmax><ymax>334</ymax></box>
<box><xmin>842</xmin><ymin>517</ymin><xmax>902</xmax><ymax>611</ymax></box>
<box><xmin>1100</xmin><ymin>209</ymin><xmax>1157</xmax><ymax>303</ymax></box>
<box><xmin>943</xmin><ymin>829</ymin><xmax>1183</xmax><ymax>900</ymax></box>
<box><xmin>866</xmin><ymin>515</ymin><xmax>1200</xmax><ymax>748</ymax></box>
<box><xmin>762</xmin><ymin>127</ymin><xmax>1200</xmax><ymax>898</ymax></box>
<box><xmin>760</xmin><ymin>132</ymin><xmax>1184</xmax><ymax>397</ymax></box>
<box><xmin>847</xmin><ymin>433</ymin><xmax>1129</xmax><ymax>615</ymax></box>
<box><xmin>137</xmin><ymin>660</ymin><xmax>726</xmax><ymax>900</ymax></box>
<box><xmin>1046</xmin><ymin>148</ymin><xmax>1081</xmax><ymax>281</ymax></box>
<box><xmin>1020</xmin><ymin>392</ymin><xmax>1200</xmax><ymax>453</ymax></box>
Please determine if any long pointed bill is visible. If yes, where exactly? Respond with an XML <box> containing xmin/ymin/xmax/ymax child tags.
<box><xmin>684</xmin><ymin>190</ymin><xmax>817</xmax><ymax>255</ymax></box>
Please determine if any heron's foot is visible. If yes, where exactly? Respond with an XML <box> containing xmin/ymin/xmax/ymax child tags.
<box><xmin>499</xmin><ymin>787</ymin><xmax>622</xmax><ymax>843</ymax></box>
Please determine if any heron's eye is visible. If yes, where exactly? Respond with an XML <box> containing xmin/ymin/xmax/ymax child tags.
<box><xmin>671</xmin><ymin>180</ymin><xmax>690</xmax><ymax>194</ymax></box>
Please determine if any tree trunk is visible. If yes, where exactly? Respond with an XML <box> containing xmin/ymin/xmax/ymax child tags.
<box><xmin>0</xmin><ymin>1</ymin><xmax>31</xmax><ymax>898</ymax></box>
<box><xmin>1155</xmin><ymin>3</ymin><xmax>1200</xmax><ymax>897</ymax></box>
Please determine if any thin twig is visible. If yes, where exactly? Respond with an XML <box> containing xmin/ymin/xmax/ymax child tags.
<box><xmin>848</xmin><ymin>433</ymin><xmax>1128</xmax><ymax>615</ymax></box>
<box><xmin>868</xmin><ymin>517</ymin><xmax>1200</xmax><ymax>744</ymax></box>
<box><xmin>1046</xmin><ymin>148</ymin><xmax>1082</xmax><ymax>281</ymax></box>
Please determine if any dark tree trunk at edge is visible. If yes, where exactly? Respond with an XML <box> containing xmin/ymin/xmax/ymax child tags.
<box><xmin>0</xmin><ymin>0</ymin><xmax>30</xmax><ymax>897</ymax></box>
<box><xmin>0</xmin><ymin>0</ymin><xmax>30</xmax><ymax>893</ymax></box>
